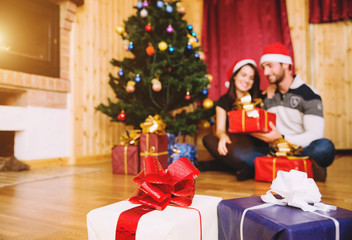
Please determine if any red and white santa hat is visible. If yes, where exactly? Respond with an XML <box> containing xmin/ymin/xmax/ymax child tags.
<box><xmin>227</xmin><ymin>58</ymin><xmax>257</xmax><ymax>80</ymax></box>
<box><xmin>260</xmin><ymin>42</ymin><xmax>293</xmax><ymax>65</ymax></box>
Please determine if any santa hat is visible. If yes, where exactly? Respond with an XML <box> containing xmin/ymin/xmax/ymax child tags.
<box><xmin>260</xmin><ymin>42</ymin><xmax>293</xmax><ymax>65</ymax></box>
<box><xmin>226</xmin><ymin>58</ymin><xmax>257</xmax><ymax>80</ymax></box>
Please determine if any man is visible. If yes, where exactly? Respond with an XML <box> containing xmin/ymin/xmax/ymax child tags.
<box><xmin>250</xmin><ymin>42</ymin><xmax>335</xmax><ymax>181</ymax></box>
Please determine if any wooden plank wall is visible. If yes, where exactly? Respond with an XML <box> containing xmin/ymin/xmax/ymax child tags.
<box><xmin>71</xmin><ymin>0</ymin><xmax>351</xmax><ymax>163</ymax></box>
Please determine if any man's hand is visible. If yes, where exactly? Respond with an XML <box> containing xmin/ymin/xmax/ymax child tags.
<box><xmin>262</xmin><ymin>84</ymin><xmax>277</xmax><ymax>99</ymax></box>
<box><xmin>250</xmin><ymin>122</ymin><xmax>282</xmax><ymax>143</ymax></box>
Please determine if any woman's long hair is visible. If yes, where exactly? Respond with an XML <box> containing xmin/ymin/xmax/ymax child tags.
<box><xmin>226</xmin><ymin>63</ymin><xmax>261</xmax><ymax>103</ymax></box>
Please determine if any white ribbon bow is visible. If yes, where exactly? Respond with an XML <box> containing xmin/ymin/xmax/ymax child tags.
<box><xmin>261</xmin><ymin>170</ymin><xmax>337</xmax><ymax>212</ymax></box>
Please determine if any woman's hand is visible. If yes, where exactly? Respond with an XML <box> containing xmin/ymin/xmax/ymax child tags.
<box><xmin>250</xmin><ymin>122</ymin><xmax>281</xmax><ymax>143</ymax></box>
<box><xmin>217</xmin><ymin>133</ymin><xmax>232</xmax><ymax>155</ymax></box>
<box><xmin>262</xmin><ymin>84</ymin><xmax>277</xmax><ymax>99</ymax></box>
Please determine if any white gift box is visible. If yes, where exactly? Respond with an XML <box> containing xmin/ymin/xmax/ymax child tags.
<box><xmin>87</xmin><ymin>195</ymin><xmax>222</xmax><ymax>240</ymax></box>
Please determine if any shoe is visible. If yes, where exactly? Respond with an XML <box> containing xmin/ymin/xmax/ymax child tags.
<box><xmin>236</xmin><ymin>166</ymin><xmax>254</xmax><ymax>181</ymax></box>
<box><xmin>312</xmin><ymin>161</ymin><xmax>327</xmax><ymax>182</ymax></box>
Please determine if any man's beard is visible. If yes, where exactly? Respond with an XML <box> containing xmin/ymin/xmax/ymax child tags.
<box><xmin>268</xmin><ymin>67</ymin><xmax>285</xmax><ymax>85</ymax></box>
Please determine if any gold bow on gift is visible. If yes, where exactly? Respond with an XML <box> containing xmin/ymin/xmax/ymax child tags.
<box><xmin>120</xmin><ymin>130</ymin><xmax>141</xmax><ymax>145</ymax></box>
<box><xmin>140</xmin><ymin>114</ymin><xmax>166</xmax><ymax>135</ymax></box>
<box><xmin>233</xmin><ymin>93</ymin><xmax>263</xmax><ymax>118</ymax></box>
<box><xmin>269</xmin><ymin>138</ymin><xmax>303</xmax><ymax>157</ymax></box>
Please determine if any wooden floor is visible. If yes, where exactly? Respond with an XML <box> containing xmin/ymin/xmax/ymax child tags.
<box><xmin>0</xmin><ymin>154</ymin><xmax>351</xmax><ymax>239</ymax></box>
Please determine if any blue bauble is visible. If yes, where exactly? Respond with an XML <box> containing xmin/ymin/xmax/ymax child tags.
<box><xmin>191</xmin><ymin>32</ymin><xmax>197</xmax><ymax>37</ymax></box>
<box><xmin>168</xmin><ymin>46</ymin><xmax>175</xmax><ymax>53</ymax></box>
<box><xmin>194</xmin><ymin>53</ymin><xmax>200</xmax><ymax>58</ymax></box>
<box><xmin>156</xmin><ymin>0</ymin><xmax>164</xmax><ymax>8</ymax></box>
<box><xmin>166</xmin><ymin>5</ymin><xmax>173</xmax><ymax>13</ymax></box>
<box><xmin>202</xmin><ymin>89</ymin><xmax>208</xmax><ymax>95</ymax></box>
<box><xmin>209</xmin><ymin>119</ymin><xmax>214</xmax><ymax>125</ymax></box>
<box><xmin>128</xmin><ymin>43</ymin><xmax>134</xmax><ymax>50</ymax></box>
<box><xmin>187</xmin><ymin>25</ymin><xmax>193</xmax><ymax>31</ymax></box>
<box><xmin>136</xmin><ymin>1</ymin><xmax>143</xmax><ymax>9</ymax></box>
<box><xmin>118</xmin><ymin>70</ymin><xmax>124</xmax><ymax>77</ymax></box>
<box><xmin>134</xmin><ymin>75</ymin><xmax>141</xmax><ymax>82</ymax></box>
<box><xmin>186</xmin><ymin>43</ymin><xmax>192</xmax><ymax>50</ymax></box>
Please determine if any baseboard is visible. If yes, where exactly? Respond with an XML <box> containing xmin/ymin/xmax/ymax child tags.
<box><xmin>75</xmin><ymin>154</ymin><xmax>111</xmax><ymax>164</ymax></box>
<box><xmin>26</xmin><ymin>157</ymin><xmax>70</xmax><ymax>169</ymax></box>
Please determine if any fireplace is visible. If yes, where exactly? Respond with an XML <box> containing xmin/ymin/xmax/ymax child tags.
<box><xmin>0</xmin><ymin>0</ymin><xmax>81</xmax><ymax>163</ymax></box>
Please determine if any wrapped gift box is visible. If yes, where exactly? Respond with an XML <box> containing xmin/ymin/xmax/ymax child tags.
<box><xmin>255</xmin><ymin>156</ymin><xmax>313</xmax><ymax>182</ymax></box>
<box><xmin>140</xmin><ymin>133</ymin><xmax>168</xmax><ymax>170</ymax></box>
<box><xmin>169</xmin><ymin>143</ymin><xmax>197</xmax><ymax>166</ymax></box>
<box><xmin>112</xmin><ymin>145</ymin><xmax>139</xmax><ymax>175</ymax></box>
<box><xmin>87</xmin><ymin>195</ymin><xmax>222</xmax><ymax>240</ymax></box>
<box><xmin>228</xmin><ymin>108</ymin><xmax>276</xmax><ymax>133</ymax></box>
<box><xmin>218</xmin><ymin>196</ymin><xmax>352</xmax><ymax>240</ymax></box>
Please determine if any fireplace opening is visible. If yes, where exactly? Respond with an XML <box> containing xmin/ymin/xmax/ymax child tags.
<box><xmin>0</xmin><ymin>131</ymin><xmax>14</xmax><ymax>157</ymax></box>
<box><xmin>0</xmin><ymin>0</ymin><xmax>60</xmax><ymax>77</ymax></box>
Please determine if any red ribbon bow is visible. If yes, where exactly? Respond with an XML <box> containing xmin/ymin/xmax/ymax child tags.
<box><xmin>129</xmin><ymin>156</ymin><xmax>200</xmax><ymax>210</ymax></box>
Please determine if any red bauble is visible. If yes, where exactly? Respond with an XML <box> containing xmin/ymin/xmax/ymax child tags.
<box><xmin>146</xmin><ymin>45</ymin><xmax>155</xmax><ymax>56</ymax></box>
<box><xmin>118</xmin><ymin>111</ymin><xmax>126</xmax><ymax>121</ymax></box>
<box><xmin>145</xmin><ymin>24</ymin><xmax>152</xmax><ymax>32</ymax></box>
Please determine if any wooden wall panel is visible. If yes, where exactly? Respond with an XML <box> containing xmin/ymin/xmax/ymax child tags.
<box><xmin>71</xmin><ymin>0</ymin><xmax>351</xmax><ymax>163</ymax></box>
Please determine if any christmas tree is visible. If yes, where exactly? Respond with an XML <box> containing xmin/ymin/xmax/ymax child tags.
<box><xmin>96</xmin><ymin>0</ymin><xmax>214</xmax><ymax>136</ymax></box>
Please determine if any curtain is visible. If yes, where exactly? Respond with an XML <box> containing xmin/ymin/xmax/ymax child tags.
<box><xmin>202</xmin><ymin>0</ymin><xmax>294</xmax><ymax>100</ymax></box>
<box><xmin>309</xmin><ymin>0</ymin><xmax>352</xmax><ymax>23</ymax></box>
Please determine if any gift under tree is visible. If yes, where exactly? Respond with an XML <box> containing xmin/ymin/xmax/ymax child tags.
<box><xmin>96</xmin><ymin>0</ymin><xmax>214</xmax><ymax>136</ymax></box>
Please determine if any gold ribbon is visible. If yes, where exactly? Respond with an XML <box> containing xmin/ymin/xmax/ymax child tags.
<box><xmin>140</xmin><ymin>114</ymin><xmax>167</xmax><ymax>135</ymax></box>
<box><xmin>120</xmin><ymin>130</ymin><xmax>141</xmax><ymax>146</ymax></box>
<box><xmin>140</xmin><ymin>133</ymin><xmax>168</xmax><ymax>158</ymax></box>
<box><xmin>269</xmin><ymin>138</ymin><xmax>304</xmax><ymax>157</ymax></box>
<box><xmin>124</xmin><ymin>145</ymin><xmax>128</xmax><ymax>174</ymax></box>
<box><xmin>233</xmin><ymin>92</ymin><xmax>263</xmax><ymax>118</ymax></box>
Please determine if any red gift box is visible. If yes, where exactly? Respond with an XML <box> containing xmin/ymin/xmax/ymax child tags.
<box><xmin>112</xmin><ymin>145</ymin><xmax>139</xmax><ymax>175</ymax></box>
<box><xmin>139</xmin><ymin>133</ymin><xmax>168</xmax><ymax>170</ymax></box>
<box><xmin>228</xmin><ymin>108</ymin><xmax>276</xmax><ymax>133</ymax></box>
<box><xmin>254</xmin><ymin>156</ymin><xmax>313</xmax><ymax>182</ymax></box>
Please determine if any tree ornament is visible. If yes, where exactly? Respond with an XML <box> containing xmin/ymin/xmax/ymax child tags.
<box><xmin>209</xmin><ymin>119</ymin><xmax>214</xmax><ymax>125</ymax></box>
<box><xmin>158</xmin><ymin>41</ymin><xmax>168</xmax><ymax>51</ymax></box>
<box><xmin>166</xmin><ymin>5</ymin><xmax>173</xmax><ymax>13</ymax></box>
<box><xmin>118</xmin><ymin>70</ymin><xmax>124</xmax><ymax>77</ymax></box>
<box><xmin>166</xmin><ymin>24</ymin><xmax>174</xmax><ymax>33</ymax></box>
<box><xmin>194</xmin><ymin>52</ymin><xmax>200</xmax><ymax>59</ymax></box>
<box><xmin>202</xmin><ymin>88</ymin><xmax>208</xmax><ymax>95</ymax></box>
<box><xmin>185</xmin><ymin>91</ymin><xmax>191</xmax><ymax>100</ymax></box>
<box><xmin>140</xmin><ymin>9</ymin><xmax>148</xmax><ymax>17</ymax></box>
<box><xmin>136</xmin><ymin>1</ymin><xmax>143</xmax><ymax>9</ymax></box>
<box><xmin>188</xmin><ymin>36</ymin><xmax>197</xmax><ymax>47</ymax></box>
<box><xmin>142</xmin><ymin>0</ymin><xmax>149</xmax><ymax>7</ymax></box>
<box><xmin>202</xmin><ymin>120</ymin><xmax>211</xmax><ymax>129</ymax></box>
<box><xmin>126</xmin><ymin>81</ymin><xmax>136</xmax><ymax>93</ymax></box>
<box><xmin>203</xmin><ymin>98</ymin><xmax>214</xmax><ymax>109</ymax></box>
<box><xmin>134</xmin><ymin>74</ymin><xmax>141</xmax><ymax>82</ymax></box>
<box><xmin>168</xmin><ymin>45</ymin><xmax>175</xmax><ymax>53</ymax></box>
<box><xmin>118</xmin><ymin>110</ymin><xmax>126</xmax><ymax>121</ymax></box>
<box><xmin>191</xmin><ymin>31</ymin><xmax>197</xmax><ymax>37</ymax></box>
<box><xmin>146</xmin><ymin>45</ymin><xmax>155</xmax><ymax>56</ymax></box>
<box><xmin>145</xmin><ymin>23</ymin><xmax>152</xmax><ymax>32</ymax></box>
<box><xmin>198</xmin><ymin>51</ymin><xmax>205</xmax><ymax>60</ymax></box>
<box><xmin>177</xmin><ymin>3</ymin><xmax>186</xmax><ymax>14</ymax></box>
<box><xmin>187</xmin><ymin>24</ymin><xmax>193</xmax><ymax>31</ymax></box>
<box><xmin>156</xmin><ymin>1</ymin><xmax>164</xmax><ymax>8</ymax></box>
<box><xmin>123</xmin><ymin>40</ymin><xmax>129</xmax><ymax>50</ymax></box>
<box><xmin>128</xmin><ymin>42</ymin><xmax>134</xmax><ymax>50</ymax></box>
<box><xmin>151</xmin><ymin>78</ymin><xmax>162</xmax><ymax>92</ymax></box>
<box><xmin>205</xmin><ymin>73</ymin><xmax>213</xmax><ymax>83</ymax></box>
<box><xmin>115</xmin><ymin>25</ymin><xmax>125</xmax><ymax>35</ymax></box>
<box><xmin>186</xmin><ymin>43</ymin><xmax>192</xmax><ymax>50</ymax></box>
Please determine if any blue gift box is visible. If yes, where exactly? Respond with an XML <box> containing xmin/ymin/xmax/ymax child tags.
<box><xmin>167</xmin><ymin>133</ymin><xmax>197</xmax><ymax>165</ymax></box>
<box><xmin>218</xmin><ymin>196</ymin><xmax>352</xmax><ymax>240</ymax></box>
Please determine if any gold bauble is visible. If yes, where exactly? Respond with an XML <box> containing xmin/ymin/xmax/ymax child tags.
<box><xmin>158</xmin><ymin>41</ymin><xmax>168</xmax><ymax>51</ymax></box>
<box><xmin>115</xmin><ymin>25</ymin><xmax>125</xmax><ymax>34</ymax></box>
<box><xmin>202</xmin><ymin>98</ymin><xmax>214</xmax><ymax>109</ymax></box>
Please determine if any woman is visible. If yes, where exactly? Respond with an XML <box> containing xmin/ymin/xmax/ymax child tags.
<box><xmin>201</xmin><ymin>58</ymin><xmax>262</xmax><ymax>181</ymax></box>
